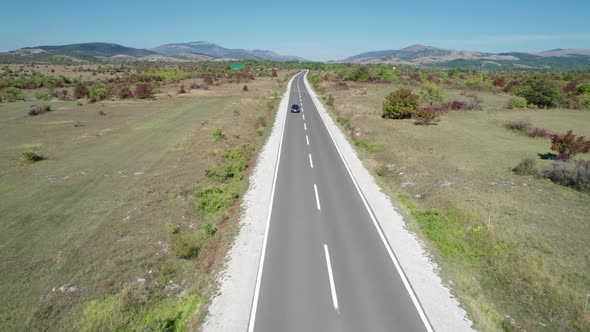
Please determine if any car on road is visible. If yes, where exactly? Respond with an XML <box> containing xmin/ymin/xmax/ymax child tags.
<box><xmin>291</xmin><ymin>104</ymin><xmax>301</xmax><ymax>113</ymax></box>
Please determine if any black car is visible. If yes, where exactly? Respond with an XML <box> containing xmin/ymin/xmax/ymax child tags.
<box><xmin>291</xmin><ymin>104</ymin><xmax>301</xmax><ymax>113</ymax></box>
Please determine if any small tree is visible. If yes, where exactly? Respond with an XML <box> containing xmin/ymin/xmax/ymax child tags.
<box><xmin>178</xmin><ymin>84</ymin><xmax>186</xmax><ymax>94</ymax></box>
<box><xmin>550</xmin><ymin>130</ymin><xmax>590</xmax><ymax>161</ymax></box>
<box><xmin>74</xmin><ymin>83</ymin><xmax>89</xmax><ymax>99</ymax></box>
<box><xmin>243</xmin><ymin>85</ymin><xmax>248</xmax><ymax>92</ymax></box>
<box><xmin>271</xmin><ymin>69</ymin><xmax>278</xmax><ymax>78</ymax></box>
<box><xmin>419</xmin><ymin>83</ymin><xmax>445</xmax><ymax>106</ymax></box>
<box><xmin>382</xmin><ymin>88</ymin><xmax>419</xmax><ymax>119</ymax></box>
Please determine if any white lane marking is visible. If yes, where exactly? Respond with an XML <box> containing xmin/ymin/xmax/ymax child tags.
<box><xmin>306</xmin><ymin>135</ymin><xmax>309</xmax><ymax>145</ymax></box>
<box><xmin>324</xmin><ymin>244</ymin><xmax>339</xmax><ymax>311</ymax></box>
<box><xmin>302</xmin><ymin>114</ymin><xmax>305</xmax><ymax>121</ymax></box>
<box><xmin>314</xmin><ymin>184</ymin><xmax>321</xmax><ymax>211</ymax></box>
<box><xmin>304</xmin><ymin>122</ymin><xmax>307</xmax><ymax>131</ymax></box>
<box><xmin>248</xmin><ymin>72</ymin><xmax>300</xmax><ymax>332</ymax></box>
<box><xmin>302</xmin><ymin>71</ymin><xmax>434</xmax><ymax>332</ymax></box>
<box><xmin>309</xmin><ymin>153</ymin><xmax>314</xmax><ymax>168</ymax></box>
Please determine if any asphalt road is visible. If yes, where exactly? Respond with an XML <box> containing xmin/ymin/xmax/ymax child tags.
<box><xmin>249</xmin><ymin>71</ymin><xmax>431</xmax><ymax>332</ymax></box>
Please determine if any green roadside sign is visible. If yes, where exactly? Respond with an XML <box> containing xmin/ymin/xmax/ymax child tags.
<box><xmin>229</xmin><ymin>63</ymin><xmax>245</xmax><ymax>70</ymax></box>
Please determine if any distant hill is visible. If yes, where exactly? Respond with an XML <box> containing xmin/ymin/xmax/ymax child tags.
<box><xmin>151</xmin><ymin>41</ymin><xmax>306</xmax><ymax>61</ymax></box>
<box><xmin>342</xmin><ymin>44</ymin><xmax>590</xmax><ymax>69</ymax></box>
<box><xmin>0</xmin><ymin>41</ymin><xmax>306</xmax><ymax>63</ymax></box>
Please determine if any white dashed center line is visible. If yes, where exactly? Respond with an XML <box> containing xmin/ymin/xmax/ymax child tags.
<box><xmin>314</xmin><ymin>184</ymin><xmax>321</xmax><ymax>211</ymax></box>
<box><xmin>324</xmin><ymin>244</ymin><xmax>339</xmax><ymax>311</ymax></box>
<box><xmin>309</xmin><ymin>153</ymin><xmax>314</xmax><ymax>168</ymax></box>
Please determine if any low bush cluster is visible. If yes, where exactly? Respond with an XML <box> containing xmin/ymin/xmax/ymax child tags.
<box><xmin>512</xmin><ymin>157</ymin><xmax>538</xmax><ymax>176</ymax></box>
<box><xmin>504</xmin><ymin>119</ymin><xmax>530</xmax><ymax>132</ymax></box>
<box><xmin>542</xmin><ymin>160</ymin><xmax>590</xmax><ymax>192</ymax></box>
<box><xmin>134</xmin><ymin>83</ymin><xmax>153</xmax><ymax>99</ymax></box>
<box><xmin>0</xmin><ymin>87</ymin><xmax>25</xmax><ymax>102</ymax></box>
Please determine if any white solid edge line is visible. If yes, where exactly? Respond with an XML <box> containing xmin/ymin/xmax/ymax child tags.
<box><xmin>303</xmin><ymin>71</ymin><xmax>434</xmax><ymax>332</ymax></box>
<box><xmin>324</xmin><ymin>244</ymin><xmax>339</xmax><ymax>311</ymax></box>
<box><xmin>306</xmin><ymin>135</ymin><xmax>309</xmax><ymax>145</ymax></box>
<box><xmin>309</xmin><ymin>153</ymin><xmax>314</xmax><ymax>168</ymax></box>
<box><xmin>314</xmin><ymin>184</ymin><xmax>321</xmax><ymax>211</ymax></box>
<box><xmin>247</xmin><ymin>71</ymin><xmax>301</xmax><ymax>332</ymax></box>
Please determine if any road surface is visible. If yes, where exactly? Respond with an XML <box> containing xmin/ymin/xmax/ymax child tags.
<box><xmin>249</xmin><ymin>71</ymin><xmax>432</xmax><ymax>332</ymax></box>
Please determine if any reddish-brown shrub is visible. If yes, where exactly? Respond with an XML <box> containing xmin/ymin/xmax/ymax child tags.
<box><xmin>190</xmin><ymin>83</ymin><xmax>200</xmax><ymax>89</ymax></box>
<box><xmin>271</xmin><ymin>69</ymin><xmax>278</xmax><ymax>78</ymax></box>
<box><xmin>492</xmin><ymin>77</ymin><xmax>506</xmax><ymax>87</ymax></box>
<box><xmin>550</xmin><ymin>130</ymin><xmax>590</xmax><ymax>161</ymax></box>
<box><xmin>178</xmin><ymin>85</ymin><xmax>186</xmax><ymax>94</ymax></box>
<box><xmin>563</xmin><ymin>80</ymin><xmax>580</xmax><ymax>94</ymax></box>
<box><xmin>243</xmin><ymin>85</ymin><xmax>248</xmax><ymax>92</ymax></box>
<box><xmin>74</xmin><ymin>83</ymin><xmax>89</xmax><ymax>99</ymax></box>
<box><xmin>134</xmin><ymin>83</ymin><xmax>153</xmax><ymax>99</ymax></box>
<box><xmin>413</xmin><ymin>107</ymin><xmax>440</xmax><ymax>125</ymax></box>
<box><xmin>527</xmin><ymin>127</ymin><xmax>552</xmax><ymax>138</ymax></box>
<box><xmin>203</xmin><ymin>76</ymin><xmax>214</xmax><ymax>85</ymax></box>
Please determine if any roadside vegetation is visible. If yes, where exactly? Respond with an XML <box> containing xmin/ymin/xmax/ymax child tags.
<box><xmin>0</xmin><ymin>62</ymin><xmax>293</xmax><ymax>330</ymax></box>
<box><xmin>310</xmin><ymin>64</ymin><xmax>590</xmax><ymax>331</ymax></box>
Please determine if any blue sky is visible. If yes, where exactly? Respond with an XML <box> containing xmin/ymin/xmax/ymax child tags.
<box><xmin>1</xmin><ymin>0</ymin><xmax>589</xmax><ymax>61</ymax></box>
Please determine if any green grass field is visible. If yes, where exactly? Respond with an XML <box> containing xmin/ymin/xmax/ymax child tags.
<box><xmin>0</xmin><ymin>73</ymin><xmax>290</xmax><ymax>330</ymax></box>
<box><xmin>316</xmin><ymin>80</ymin><xmax>590</xmax><ymax>331</ymax></box>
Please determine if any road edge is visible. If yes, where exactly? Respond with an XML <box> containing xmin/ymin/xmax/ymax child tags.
<box><xmin>202</xmin><ymin>73</ymin><xmax>297</xmax><ymax>332</ymax></box>
<box><xmin>303</xmin><ymin>71</ymin><xmax>475</xmax><ymax>332</ymax></box>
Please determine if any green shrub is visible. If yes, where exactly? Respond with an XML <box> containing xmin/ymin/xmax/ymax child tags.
<box><xmin>233</xmin><ymin>109</ymin><xmax>240</xmax><ymax>116</ymax></box>
<box><xmin>21</xmin><ymin>151</ymin><xmax>44</xmax><ymax>163</ymax></box>
<box><xmin>512</xmin><ymin>157</ymin><xmax>538</xmax><ymax>176</ymax></box>
<box><xmin>354</xmin><ymin>137</ymin><xmax>382</xmax><ymax>153</ymax></box>
<box><xmin>202</xmin><ymin>223</ymin><xmax>217</xmax><ymax>238</ymax></box>
<box><xmin>89</xmin><ymin>84</ymin><xmax>110</xmax><ymax>100</ymax></box>
<box><xmin>196</xmin><ymin>187</ymin><xmax>238</xmax><ymax>214</ymax></box>
<box><xmin>0</xmin><ymin>87</ymin><xmax>25</xmax><ymax>102</ymax></box>
<box><xmin>507</xmin><ymin>96</ymin><xmax>528</xmax><ymax>109</ymax></box>
<box><xmin>171</xmin><ymin>232</ymin><xmax>202</xmax><ymax>259</ymax></box>
<box><xmin>165</xmin><ymin>223</ymin><xmax>180</xmax><ymax>235</ymax></box>
<box><xmin>515</xmin><ymin>75</ymin><xmax>560</xmax><ymax>108</ymax></box>
<box><xmin>419</xmin><ymin>83</ymin><xmax>445</xmax><ymax>106</ymax></box>
<box><xmin>212</xmin><ymin>128</ymin><xmax>225</xmax><ymax>141</ymax></box>
<box><xmin>382</xmin><ymin>88</ymin><xmax>419</xmax><ymax>119</ymax></box>
<box><xmin>577</xmin><ymin>93</ymin><xmax>590</xmax><ymax>109</ymax></box>
<box><xmin>576</xmin><ymin>83</ymin><xmax>590</xmax><ymax>94</ymax></box>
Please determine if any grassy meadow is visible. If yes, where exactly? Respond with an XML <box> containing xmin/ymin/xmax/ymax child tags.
<box><xmin>313</xmin><ymin>78</ymin><xmax>590</xmax><ymax>331</ymax></box>
<box><xmin>0</xmin><ymin>66</ymin><xmax>293</xmax><ymax>330</ymax></box>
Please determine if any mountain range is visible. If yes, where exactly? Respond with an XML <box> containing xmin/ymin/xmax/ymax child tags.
<box><xmin>1</xmin><ymin>41</ymin><xmax>589</xmax><ymax>69</ymax></box>
<box><xmin>342</xmin><ymin>44</ymin><xmax>590</xmax><ymax>69</ymax></box>
<box><xmin>0</xmin><ymin>41</ymin><xmax>305</xmax><ymax>64</ymax></box>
